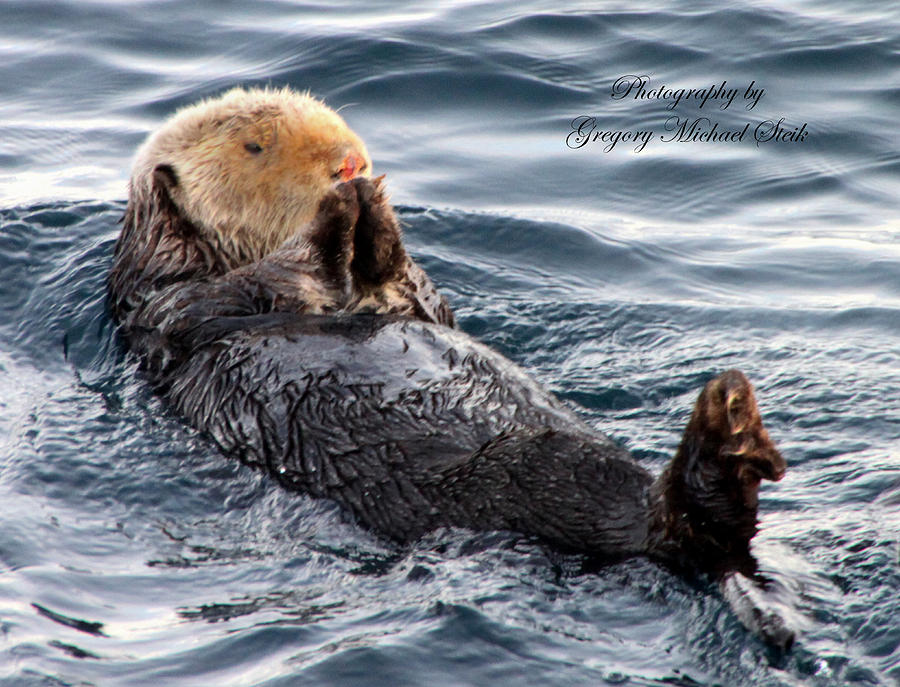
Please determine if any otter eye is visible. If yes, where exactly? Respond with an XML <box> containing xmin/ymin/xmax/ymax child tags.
<box><xmin>244</xmin><ymin>142</ymin><xmax>263</xmax><ymax>155</ymax></box>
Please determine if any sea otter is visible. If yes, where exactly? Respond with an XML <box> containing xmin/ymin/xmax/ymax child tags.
<box><xmin>108</xmin><ymin>87</ymin><xmax>792</xmax><ymax>647</ymax></box>
<box><xmin>108</xmin><ymin>86</ymin><xmax>454</xmax><ymax>350</ymax></box>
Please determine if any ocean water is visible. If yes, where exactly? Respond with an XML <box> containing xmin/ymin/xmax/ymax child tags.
<box><xmin>1</xmin><ymin>1</ymin><xmax>899</xmax><ymax>685</ymax></box>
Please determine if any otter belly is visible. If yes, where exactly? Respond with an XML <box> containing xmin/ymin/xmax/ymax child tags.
<box><xmin>162</xmin><ymin>314</ymin><xmax>651</xmax><ymax>551</ymax></box>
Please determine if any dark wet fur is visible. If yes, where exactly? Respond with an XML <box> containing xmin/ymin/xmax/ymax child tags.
<box><xmin>109</xmin><ymin>168</ymin><xmax>789</xmax><ymax>645</ymax></box>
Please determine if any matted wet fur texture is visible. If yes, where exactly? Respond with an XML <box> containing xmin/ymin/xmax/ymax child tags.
<box><xmin>108</xmin><ymin>87</ymin><xmax>790</xmax><ymax>648</ymax></box>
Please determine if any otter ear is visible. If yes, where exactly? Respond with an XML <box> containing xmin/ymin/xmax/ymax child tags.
<box><xmin>152</xmin><ymin>164</ymin><xmax>179</xmax><ymax>195</ymax></box>
<box><xmin>149</xmin><ymin>163</ymin><xmax>196</xmax><ymax>238</ymax></box>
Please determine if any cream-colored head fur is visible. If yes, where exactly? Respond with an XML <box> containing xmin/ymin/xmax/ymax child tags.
<box><xmin>131</xmin><ymin>86</ymin><xmax>371</xmax><ymax>261</ymax></box>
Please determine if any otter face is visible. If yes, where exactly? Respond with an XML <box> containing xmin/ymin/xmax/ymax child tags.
<box><xmin>696</xmin><ymin>370</ymin><xmax>786</xmax><ymax>506</ymax></box>
<box><xmin>131</xmin><ymin>87</ymin><xmax>371</xmax><ymax>262</ymax></box>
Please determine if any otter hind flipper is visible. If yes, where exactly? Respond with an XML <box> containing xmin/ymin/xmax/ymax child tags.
<box><xmin>649</xmin><ymin>370</ymin><xmax>786</xmax><ymax>575</ymax></box>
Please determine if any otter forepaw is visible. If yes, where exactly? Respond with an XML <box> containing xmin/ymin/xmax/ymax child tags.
<box><xmin>347</xmin><ymin>175</ymin><xmax>407</xmax><ymax>287</ymax></box>
<box><xmin>317</xmin><ymin>182</ymin><xmax>362</xmax><ymax>228</ymax></box>
<box><xmin>306</xmin><ymin>185</ymin><xmax>362</xmax><ymax>295</ymax></box>
<box><xmin>349</xmin><ymin>174</ymin><xmax>388</xmax><ymax>208</ymax></box>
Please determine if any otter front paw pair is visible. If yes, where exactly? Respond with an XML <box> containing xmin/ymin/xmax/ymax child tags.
<box><xmin>307</xmin><ymin>176</ymin><xmax>407</xmax><ymax>298</ymax></box>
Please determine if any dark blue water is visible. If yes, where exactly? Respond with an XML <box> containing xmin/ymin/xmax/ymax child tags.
<box><xmin>1</xmin><ymin>1</ymin><xmax>898</xmax><ymax>685</ymax></box>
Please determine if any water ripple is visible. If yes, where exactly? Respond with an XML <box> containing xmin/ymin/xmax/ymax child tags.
<box><xmin>1</xmin><ymin>1</ymin><xmax>899</xmax><ymax>684</ymax></box>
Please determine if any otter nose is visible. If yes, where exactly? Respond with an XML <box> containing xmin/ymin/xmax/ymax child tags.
<box><xmin>337</xmin><ymin>152</ymin><xmax>365</xmax><ymax>182</ymax></box>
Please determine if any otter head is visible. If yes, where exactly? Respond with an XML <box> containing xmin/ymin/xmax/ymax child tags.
<box><xmin>130</xmin><ymin>86</ymin><xmax>371</xmax><ymax>263</ymax></box>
